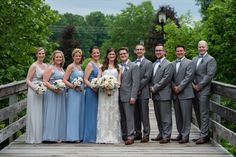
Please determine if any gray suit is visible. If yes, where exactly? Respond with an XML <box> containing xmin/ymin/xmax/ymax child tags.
<box><xmin>134</xmin><ymin>58</ymin><xmax>152</xmax><ymax>138</ymax></box>
<box><xmin>192</xmin><ymin>53</ymin><xmax>217</xmax><ymax>138</ymax></box>
<box><xmin>151</xmin><ymin>58</ymin><xmax>174</xmax><ymax>139</ymax></box>
<box><xmin>119</xmin><ymin>60</ymin><xmax>140</xmax><ymax>140</ymax></box>
<box><xmin>172</xmin><ymin>57</ymin><xmax>194</xmax><ymax>139</ymax></box>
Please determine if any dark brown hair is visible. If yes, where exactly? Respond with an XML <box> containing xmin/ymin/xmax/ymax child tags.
<box><xmin>101</xmin><ymin>48</ymin><xmax>120</xmax><ymax>73</ymax></box>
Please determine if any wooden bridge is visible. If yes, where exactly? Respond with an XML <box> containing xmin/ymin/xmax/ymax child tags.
<box><xmin>0</xmin><ymin>80</ymin><xmax>235</xmax><ymax>157</ymax></box>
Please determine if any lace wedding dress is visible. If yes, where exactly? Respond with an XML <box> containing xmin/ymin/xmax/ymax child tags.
<box><xmin>96</xmin><ymin>68</ymin><xmax>122</xmax><ymax>143</ymax></box>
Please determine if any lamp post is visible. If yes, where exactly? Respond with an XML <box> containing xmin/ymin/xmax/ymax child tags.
<box><xmin>158</xmin><ymin>11</ymin><xmax>166</xmax><ymax>44</ymax></box>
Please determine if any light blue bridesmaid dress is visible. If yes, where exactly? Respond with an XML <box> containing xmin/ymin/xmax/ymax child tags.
<box><xmin>43</xmin><ymin>65</ymin><xmax>66</xmax><ymax>142</ymax></box>
<box><xmin>66</xmin><ymin>65</ymin><xmax>85</xmax><ymax>141</ymax></box>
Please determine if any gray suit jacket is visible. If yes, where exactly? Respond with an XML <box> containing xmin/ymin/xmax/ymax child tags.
<box><xmin>192</xmin><ymin>53</ymin><xmax>217</xmax><ymax>96</ymax></box>
<box><xmin>172</xmin><ymin>58</ymin><xmax>195</xmax><ymax>100</ymax></box>
<box><xmin>137</xmin><ymin>58</ymin><xmax>153</xmax><ymax>99</ymax></box>
<box><xmin>151</xmin><ymin>58</ymin><xmax>174</xmax><ymax>101</ymax></box>
<box><xmin>120</xmin><ymin>60</ymin><xmax>140</xmax><ymax>102</ymax></box>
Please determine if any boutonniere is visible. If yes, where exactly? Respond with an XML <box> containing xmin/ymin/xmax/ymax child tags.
<box><xmin>125</xmin><ymin>66</ymin><xmax>129</xmax><ymax>71</ymax></box>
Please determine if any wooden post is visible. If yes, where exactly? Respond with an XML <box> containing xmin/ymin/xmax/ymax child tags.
<box><xmin>212</xmin><ymin>94</ymin><xmax>221</xmax><ymax>142</ymax></box>
<box><xmin>9</xmin><ymin>95</ymin><xmax>17</xmax><ymax>143</ymax></box>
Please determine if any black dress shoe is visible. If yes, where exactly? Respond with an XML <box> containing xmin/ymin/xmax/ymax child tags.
<box><xmin>151</xmin><ymin>135</ymin><xmax>163</xmax><ymax>141</ymax></box>
<box><xmin>171</xmin><ymin>135</ymin><xmax>182</xmax><ymax>141</ymax></box>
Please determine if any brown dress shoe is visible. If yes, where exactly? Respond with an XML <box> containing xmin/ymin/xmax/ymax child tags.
<box><xmin>196</xmin><ymin>137</ymin><xmax>210</xmax><ymax>144</ymax></box>
<box><xmin>179</xmin><ymin>138</ymin><xmax>189</xmax><ymax>144</ymax></box>
<box><xmin>125</xmin><ymin>139</ymin><xmax>134</xmax><ymax>145</ymax></box>
<box><xmin>159</xmin><ymin>138</ymin><xmax>170</xmax><ymax>144</ymax></box>
<box><xmin>171</xmin><ymin>135</ymin><xmax>182</xmax><ymax>141</ymax></box>
<box><xmin>151</xmin><ymin>135</ymin><xmax>163</xmax><ymax>141</ymax></box>
<box><xmin>141</xmin><ymin>137</ymin><xmax>149</xmax><ymax>143</ymax></box>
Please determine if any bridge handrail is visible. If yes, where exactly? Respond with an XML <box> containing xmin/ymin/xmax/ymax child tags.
<box><xmin>0</xmin><ymin>80</ymin><xmax>27</xmax><ymax>143</ymax></box>
<box><xmin>0</xmin><ymin>80</ymin><xmax>236</xmax><ymax>147</ymax></box>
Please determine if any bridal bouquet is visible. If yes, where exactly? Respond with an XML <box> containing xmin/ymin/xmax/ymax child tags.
<box><xmin>98</xmin><ymin>75</ymin><xmax>119</xmax><ymax>96</ymax></box>
<box><xmin>72</xmin><ymin>76</ymin><xmax>83</xmax><ymax>91</ymax></box>
<box><xmin>53</xmin><ymin>79</ymin><xmax>66</xmax><ymax>90</ymax></box>
<box><xmin>90</xmin><ymin>78</ymin><xmax>99</xmax><ymax>88</ymax></box>
<box><xmin>34</xmin><ymin>81</ymin><xmax>47</xmax><ymax>94</ymax></box>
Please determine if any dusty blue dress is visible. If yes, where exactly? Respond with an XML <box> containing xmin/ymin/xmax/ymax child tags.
<box><xmin>66</xmin><ymin>65</ymin><xmax>85</xmax><ymax>141</ymax></box>
<box><xmin>43</xmin><ymin>65</ymin><xmax>66</xmax><ymax>141</ymax></box>
<box><xmin>83</xmin><ymin>62</ymin><xmax>99</xmax><ymax>143</ymax></box>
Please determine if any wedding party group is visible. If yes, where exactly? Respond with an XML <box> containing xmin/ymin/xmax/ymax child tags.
<box><xmin>25</xmin><ymin>40</ymin><xmax>217</xmax><ymax>146</ymax></box>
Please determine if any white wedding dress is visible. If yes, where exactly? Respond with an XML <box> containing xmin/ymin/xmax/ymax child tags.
<box><xmin>96</xmin><ymin>68</ymin><xmax>122</xmax><ymax>143</ymax></box>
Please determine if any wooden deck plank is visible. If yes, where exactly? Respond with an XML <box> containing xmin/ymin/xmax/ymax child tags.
<box><xmin>0</xmin><ymin>101</ymin><xmax>233</xmax><ymax>157</ymax></box>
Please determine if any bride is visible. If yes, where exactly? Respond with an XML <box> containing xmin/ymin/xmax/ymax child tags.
<box><xmin>96</xmin><ymin>48</ymin><xmax>122</xmax><ymax>143</ymax></box>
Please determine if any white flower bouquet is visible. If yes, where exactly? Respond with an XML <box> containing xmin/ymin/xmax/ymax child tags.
<box><xmin>98</xmin><ymin>75</ymin><xmax>119</xmax><ymax>96</ymax></box>
<box><xmin>90</xmin><ymin>78</ymin><xmax>100</xmax><ymax>88</ymax></box>
<box><xmin>53</xmin><ymin>79</ymin><xmax>66</xmax><ymax>90</ymax></box>
<box><xmin>34</xmin><ymin>81</ymin><xmax>47</xmax><ymax>94</ymax></box>
<box><xmin>72</xmin><ymin>76</ymin><xmax>84</xmax><ymax>91</ymax></box>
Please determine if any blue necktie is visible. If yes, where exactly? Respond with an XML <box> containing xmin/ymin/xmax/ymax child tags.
<box><xmin>135</xmin><ymin>59</ymin><xmax>141</xmax><ymax>63</ymax></box>
<box><xmin>155</xmin><ymin>59</ymin><xmax>160</xmax><ymax>63</ymax></box>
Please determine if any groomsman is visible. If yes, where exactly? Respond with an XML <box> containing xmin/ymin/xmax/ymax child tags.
<box><xmin>171</xmin><ymin>45</ymin><xmax>195</xmax><ymax>144</ymax></box>
<box><xmin>192</xmin><ymin>40</ymin><xmax>217</xmax><ymax>144</ymax></box>
<box><xmin>133</xmin><ymin>44</ymin><xmax>152</xmax><ymax>143</ymax></box>
<box><xmin>118</xmin><ymin>47</ymin><xmax>140</xmax><ymax>145</ymax></box>
<box><xmin>150</xmin><ymin>44</ymin><xmax>174</xmax><ymax>144</ymax></box>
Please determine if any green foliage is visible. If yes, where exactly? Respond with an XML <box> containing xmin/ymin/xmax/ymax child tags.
<box><xmin>160</xmin><ymin>14</ymin><xmax>205</xmax><ymax>61</ymax></box>
<box><xmin>0</xmin><ymin>0</ymin><xmax>60</xmax><ymax>84</ymax></box>
<box><xmin>101</xmin><ymin>1</ymin><xmax>155</xmax><ymax>60</ymax></box>
<box><xmin>201</xmin><ymin>0</ymin><xmax>236</xmax><ymax>84</ymax></box>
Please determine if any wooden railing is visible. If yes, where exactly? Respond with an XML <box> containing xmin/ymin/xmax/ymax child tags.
<box><xmin>0</xmin><ymin>80</ymin><xmax>236</xmax><ymax>147</ymax></box>
<box><xmin>0</xmin><ymin>80</ymin><xmax>27</xmax><ymax>144</ymax></box>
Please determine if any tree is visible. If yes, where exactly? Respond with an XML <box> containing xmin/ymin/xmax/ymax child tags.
<box><xmin>160</xmin><ymin>13</ymin><xmax>205</xmax><ymax>61</ymax></box>
<box><xmin>195</xmin><ymin>0</ymin><xmax>213</xmax><ymax>20</ymax></box>
<box><xmin>58</xmin><ymin>25</ymin><xmax>80</xmax><ymax>68</ymax></box>
<box><xmin>201</xmin><ymin>0</ymin><xmax>236</xmax><ymax>84</ymax></box>
<box><xmin>101</xmin><ymin>1</ymin><xmax>155</xmax><ymax>59</ymax></box>
<box><xmin>0</xmin><ymin>0</ymin><xmax>59</xmax><ymax>83</ymax></box>
<box><xmin>145</xmin><ymin>5</ymin><xmax>180</xmax><ymax>61</ymax></box>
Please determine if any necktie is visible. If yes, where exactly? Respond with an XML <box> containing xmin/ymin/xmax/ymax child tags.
<box><xmin>153</xmin><ymin>60</ymin><xmax>160</xmax><ymax>76</ymax></box>
<box><xmin>135</xmin><ymin>59</ymin><xmax>141</xmax><ymax>66</ymax></box>
<box><xmin>197</xmin><ymin>55</ymin><xmax>203</xmax><ymax>69</ymax></box>
<box><xmin>176</xmin><ymin>59</ymin><xmax>181</xmax><ymax>73</ymax></box>
<box><xmin>121</xmin><ymin>63</ymin><xmax>126</xmax><ymax>72</ymax></box>
<box><xmin>135</xmin><ymin>59</ymin><xmax>141</xmax><ymax>63</ymax></box>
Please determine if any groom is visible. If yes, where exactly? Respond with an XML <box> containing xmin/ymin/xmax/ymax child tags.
<box><xmin>118</xmin><ymin>47</ymin><xmax>140</xmax><ymax>145</ymax></box>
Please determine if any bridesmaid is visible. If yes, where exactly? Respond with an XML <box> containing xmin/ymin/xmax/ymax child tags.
<box><xmin>26</xmin><ymin>47</ymin><xmax>47</xmax><ymax>143</ymax></box>
<box><xmin>63</xmin><ymin>48</ymin><xmax>85</xmax><ymax>143</ymax></box>
<box><xmin>83</xmin><ymin>46</ymin><xmax>100</xmax><ymax>143</ymax></box>
<box><xmin>43</xmin><ymin>50</ymin><xmax>66</xmax><ymax>143</ymax></box>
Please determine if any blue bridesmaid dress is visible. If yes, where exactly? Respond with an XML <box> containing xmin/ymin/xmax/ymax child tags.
<box><xmin>83</xmin><ymin>62</ymin><xmax>99</xmax><ymax>143</ymax></box>
<box><xmin>66</xmin><ymin>65</ymin><xmax>85</xmax><ymax>141</ymax></box>
<box><xmin>43</xmin><ymin>65</ymin><xmax>66</xmax><ymax>142</ymax></box>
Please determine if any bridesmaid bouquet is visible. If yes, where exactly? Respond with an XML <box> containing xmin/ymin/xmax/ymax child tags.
<box><xmin>90</xmin><ymin>78</ymin><xmax>99</xmax><ymax>88</ymax></box>
<box><xmin>34</xmin><ymin>82</ymin><xmax>47</xmax><ymax>94</ymax></box>
<box><xmin>98</xmin><ymin>75</ymin><xmax>119</xmax><ymax>96</ymax></box>
<box><xmin>53</xmin><ymin>79</ymin><xmax>66</xmax><ymax>90</ymax></box>
<box><xmin>72</xmin><ymin>76</ymin><xmax>84</xmax><ymax>91</ymax></box>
